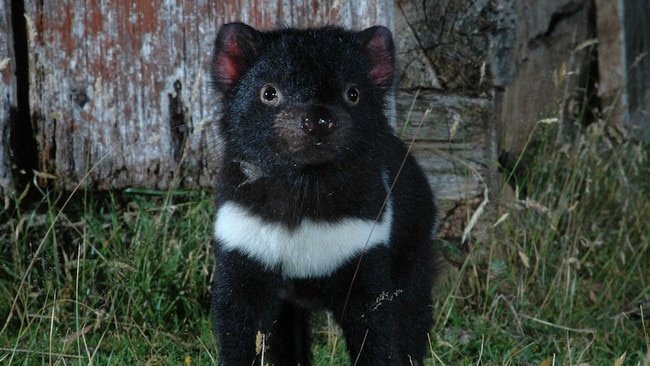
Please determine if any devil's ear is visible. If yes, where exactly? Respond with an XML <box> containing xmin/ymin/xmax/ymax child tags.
<box><xmin>358</xmin><ymin>26</ymin><xmax>395</xmax><ymax>90</ymax></box>
<box><xmin>211</xmin><ymin>22</ymin><xmax>262</xmax><ymax>92</ymax></box>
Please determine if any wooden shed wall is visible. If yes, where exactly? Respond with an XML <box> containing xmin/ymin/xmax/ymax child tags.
<box><xmin>5</xmin><ymin>0</ymin><xmax>394</xmax><ymax>192</ymax></box>
<box><xmin>1</xmin><ymin>0</ymin><xmax>647</xmax><ymax>212</ymax></box>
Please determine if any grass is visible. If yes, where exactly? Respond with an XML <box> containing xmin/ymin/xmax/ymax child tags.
<box><xmin>1</xmin><ymin>121</ymin><xmax>649</xmax><ymax>365</ymax></box>
<box><xmin>434</xmin><ymin>119</ymin><xmax>650</xmax><ymax>365</ymax></box>
<box><xmin>0</xmin><ymin>189</ymin><xmax>218</xmax><ymax>364</ymax></box>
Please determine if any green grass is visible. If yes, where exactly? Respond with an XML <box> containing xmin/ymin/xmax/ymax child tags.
<box><xmin>0</xmin><ymin>190</ymin><xmax>218</xmax><ymax>365</ymax></box>
<box><xmin>434</xmin><ymin>120</ymin><xmax>650</xmax><ymax>365</ymax></box>
<box><xmin>1</xmin><ymin>122</ymin><xmax>649</xmax><ymax>365</ymax></box>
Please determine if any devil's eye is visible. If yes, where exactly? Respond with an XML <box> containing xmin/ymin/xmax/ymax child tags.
<box><xmin>260</xmin><ymin>84</ymin><xmax>282</xmax><ymax>106</ymax></box>
<box><xmin>345</xmin><ymin>86</ymin><xmax>359</xmax><ymax>105</ymax></box>
<box><xmin>262</xmin><ymin>86</ymin><xmax>277</xmax><ymax>101</ymax></box>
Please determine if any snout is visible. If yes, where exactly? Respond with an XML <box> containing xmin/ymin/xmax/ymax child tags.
<box><xmin>273</xmin><ymin>105</ymin><xmax>348</xmax><ymax>167</ymax></box>
<box><xmin>300</xmin><ymin>106</ymin><xmax>337</xmax><ymax>144</ymax></box>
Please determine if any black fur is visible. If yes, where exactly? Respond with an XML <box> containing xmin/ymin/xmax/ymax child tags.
<box><xmin>210</xmin><ymin>22</ymin><xmax>438</xmax><ymax>366</ymax></box>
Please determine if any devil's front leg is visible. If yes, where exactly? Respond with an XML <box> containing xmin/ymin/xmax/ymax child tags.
<box><xmin>327</xmin><ymin>247</ymin><xmax>402</xmax><ymax>366</ymax></box>
<box><xmin>211</xmin><ymin>244</ymin><xmax>283</xmax><ymax>366</ymax></box>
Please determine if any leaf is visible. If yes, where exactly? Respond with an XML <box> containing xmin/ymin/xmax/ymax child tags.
<box><xmin>0</xmin><ymin>58</ymin><xmax>10</xmax><ymax>70</ymax></box>
<box><xmin>575</xmin><ymin>38</ymin><xmax>599</xmax><ymax>51</ymax></box>
<box><xmin>538</xmin><ymin>117</ymin><xmax>558</xmax><ymax>124</ymax></box>
<box><xmin>492</xmin><ymin>213</ymin><xmax>509</xmax><ymax>228</ymax></box>
<box><xmin>614</xmin><ymin>351</ymin><xmax>626</xmax><ymax>366</ymax></box>
<box><xmin>449</xmin><ymin>111</ymin><xmax>461</xmax><ymax>139</ymax></box>
<box><xmin>462</xmin><ymin>187</ymin><xmax>488</xmax><ymax>244</ymax></box>
<box><xmin>489</xmin><ymin>259</ymin><xmax>507</xmax><ymax>276</ymax></box>
<box><xmin>539</xmin><ymin>357</ymin><xmax>553</xmax><ymax>366</ymax></box>
<box><xmin>518</xmin><ymin>250</ymin><xmax>530</xmax><ymax>268</ymax></box>
<box><xmin>255</xmin><ymin>331</ymin><xmax>264</xmax><ymax>354</ymax></box>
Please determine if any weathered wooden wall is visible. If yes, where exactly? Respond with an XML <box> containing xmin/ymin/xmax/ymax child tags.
<box><xmin>498</xmin><ymin>0</ymin><xmax>595</xmax><ymax>153</ymax></box>
<box><xmin>496</xmin><ymin>0</ymin><xmax>649</xmax><ymax>151</ymax></box>
<box><xmin>1</xmin><ymin>0</ymin><xmax>15</xmax><ymax>201</ymax></box>
<box><xmin>24</xmin><ymin>1</ymin><xmax>216</xmax><ymax>190</ymax></box>
<box><xmin>396</xmin><ymin>91</ymin><xmax>493</xmax><ymax>201</ymax></box>
<box><xmin>6</xmin><ymin>0</ymin><xmax>393</xmax><ymax>192</ymax></box>
<box><xmin>1</xmin><ymin>0</ymin><xmax>647</xmax><ymax>211</ymax></box>
<box><xmin>393</xmin><ymin>0</ymin><xmax>501</xmax><ymax>209</ymax></box>
<box><xmin>392</xmin><ymin>0</ymin><xmax>649</xmax><ymax>238</ymax></box>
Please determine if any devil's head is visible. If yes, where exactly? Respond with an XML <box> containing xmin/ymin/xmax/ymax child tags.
<box><xmin>211</xmin><ymin>23</ymin><xmax>396</xmax><ymax>173</ymax></box>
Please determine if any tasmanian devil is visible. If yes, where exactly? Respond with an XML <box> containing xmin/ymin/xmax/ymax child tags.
<box><xmin>210</xmin><ymin>22</ymin><xmax>438</xmax><ymax>366</ymax></box>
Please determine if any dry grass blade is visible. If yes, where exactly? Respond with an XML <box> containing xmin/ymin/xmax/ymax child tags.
<box><xmin>518</xmin><ymin>313</ymin><xmax>596</xmax><ymax>334</ymax></box>
<box><xmin>0</xmin><ymin>151</ymin><xmax>112</xmax><ymax>337</ymax></box>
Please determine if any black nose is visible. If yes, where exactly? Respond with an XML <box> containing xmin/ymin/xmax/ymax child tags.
<box><xmin>300</xmin><ymin>106</ymin><xmax>337</xmax><ymax>140</ymax></box>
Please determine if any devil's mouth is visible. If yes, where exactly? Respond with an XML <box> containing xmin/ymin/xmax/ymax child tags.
<box><xmin>288</xmin><ymin>140</ymin><xmax>340</xmax><ymax>166</ymax></box>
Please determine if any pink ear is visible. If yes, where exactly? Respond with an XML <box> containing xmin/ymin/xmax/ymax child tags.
<box><xmin>213</xmin><ymin>32</ymin><xmax>245</xmax><ymax>87</ymax></box>
<box><xmin>212</xmin><ymin>23</ymin><xmax>261</xmax><ymax>92</ymax></box>
<box><xmin>359</xmin><ymin>26</ymin><xmax>395</xmax><ymax>90</ymax></box>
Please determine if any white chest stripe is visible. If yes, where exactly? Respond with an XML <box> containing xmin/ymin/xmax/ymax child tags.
<box><xmin>213</xmin><ymin>200</ymin><xmax>393</xmax><ymax>278</ymax></box>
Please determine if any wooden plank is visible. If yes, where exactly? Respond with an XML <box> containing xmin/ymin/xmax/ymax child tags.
<box><xmin>622</xmin><ymin>0</ymin><xmax>650</xmax><ymax>141</ymax></box>
<box><xmin>0</xmin><ymin>0</ymin><xmax>15</xmax><ymax>200</ymax></box>
<box><xmin>594</xmin><ymin>0</ymin><xmax>626</xmax><ymax>134</ymax></box>
<box><xmin>498</xmin><ymin>0</ymin><xmax>593</xmax><ymax>153</ymax></box>
<box><xmin>392</xmin><ymin>0</ymin><xmax>507</xmax><ymax>205</ymax></box>
<box><xmin>23</xmin><ymin>0</ymin><xmax>393</xmax><ymax>191</ymax></box>
<box><xmin>396</xmin><ymin>90</ymin><xmax>493</xmax><ymax>202</ymax></box>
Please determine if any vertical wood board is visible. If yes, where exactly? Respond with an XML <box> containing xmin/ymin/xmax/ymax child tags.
<box><xmin>498</xmin><ymin>0</ymin><xmax>593</xmax><ymax>153</ymax></box>
<box><xmin>622</xmin><ymin>0</ymin><xmax>650</xmax><ymax>141</ymax></box>
<box><xmin>1</xmin><ymin>0</ymin><xmax>15</xmax><ymax>199</ymax></box>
